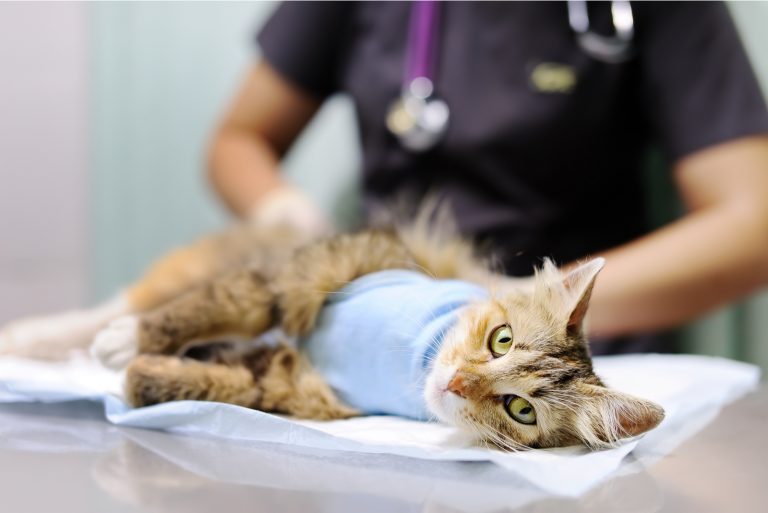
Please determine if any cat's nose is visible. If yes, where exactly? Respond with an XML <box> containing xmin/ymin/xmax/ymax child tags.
<box><xmin>447</xmin><ymin>372</ymin><xmax>468</xmax><ymax>398</ymax></box>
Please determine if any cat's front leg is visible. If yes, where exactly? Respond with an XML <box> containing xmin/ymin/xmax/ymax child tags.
<box><xmin>92</xmin><ymin>268</ymin><xmax>276</xmax><ymax>369</ymax></box>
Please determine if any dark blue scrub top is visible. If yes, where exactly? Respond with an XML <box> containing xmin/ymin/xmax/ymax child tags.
<box><xmin>257</xmin><ymin>1</ymin><xmax>768</xmax><ymax>353</ymax></box>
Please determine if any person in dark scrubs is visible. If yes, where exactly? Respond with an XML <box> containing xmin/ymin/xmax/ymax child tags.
<box><xmin>207</xmin><ymin>1</ymin><xmax>768</xmax><ymax>354</ymax></box>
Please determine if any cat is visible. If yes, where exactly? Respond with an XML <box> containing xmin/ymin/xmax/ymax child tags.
<box><xmin>0</xmin><ymin>213</ymin><xmax>664</xmax><ymax>450</ymax></box>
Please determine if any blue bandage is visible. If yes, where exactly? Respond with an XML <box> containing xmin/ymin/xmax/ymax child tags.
<box><xmin>301</xmin><ymin>270</ymin><xmax>488</xmax><ymax>420</ymax></box>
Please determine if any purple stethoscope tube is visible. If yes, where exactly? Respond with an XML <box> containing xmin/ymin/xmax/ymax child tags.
<box><xmin>386</xmin><ymin>0</ymin><xmax>634</xmax><ymax>152</ymax></box>
<box><xmin>406</xmin><ymin>0</ymin><xmax>440</xmax><ymax>85</ymax></box>
<box><xmin>386</xmin><ymin>0</ymin><xmax>449</xmax><ymax>153</ymax></box>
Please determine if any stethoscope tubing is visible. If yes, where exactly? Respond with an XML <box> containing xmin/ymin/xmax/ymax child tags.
<box><xmin>388</xmin><ymin>0</ymin><xmax>635</xmax><ymax>152</ymax></box>
<box><xmin>406</xmin><ymin>0</ymin><xmax>440</xmax><ymax>84</ymax></box>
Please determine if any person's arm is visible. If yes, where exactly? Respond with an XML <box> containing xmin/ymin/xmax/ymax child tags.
<box><xmin>586</xmin><ymin>135</ymin><xmax>768</xmax><ymax>338</ymax></box>
<box><xmin>207</xmin><ymin>60</ymin><xmax>327</xmax><ymax>229</ymax></box>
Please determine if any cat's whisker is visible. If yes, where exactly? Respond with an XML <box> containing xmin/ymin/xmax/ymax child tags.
<box><xmin>313</xmin><ymin>289</ymin><xmax>354</xmax><ymax>296</ymax></box>
<box><xmin>394</xmin><ymin>259</ymin><xmax>439</xmax><ymax>280</ymax></box>
<box><xmin>462</xmin><ymin>420</ymin><xmax>487</xmax><ymax>449</ymax></box>
<box><xmin>484</xmin><ymin>427</ymin><xmax>529</xmax><ymax>452</ymax></box>
<box><xmin>465</xmin><ymin>416</ymin><xmax>507</xmax><ymax>450</ymax></box>
<box><xmin>423</xmin><ymin>409</ymin><xmax>440</xmax><ymax>424</ymax></box>
<box><xmin>470</xmin><ymin>414</ymin><xmax>532</xmax><ymax>452</ymax></box>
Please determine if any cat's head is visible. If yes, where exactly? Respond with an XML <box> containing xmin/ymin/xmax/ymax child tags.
<box><xmin>424</xmin><ymin>258</ymin><xmax>664</xmax><ymax>450</ymax></box>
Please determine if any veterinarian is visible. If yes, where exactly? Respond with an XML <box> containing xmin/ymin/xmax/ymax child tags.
<box><xmin>207</xmin><ymin>2</ymin><xmax>768</xmax><ymax>354</ymax></box>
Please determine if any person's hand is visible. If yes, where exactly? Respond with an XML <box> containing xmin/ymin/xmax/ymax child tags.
<box><xmin>247</xmin><ymin>183</ymin><xmax>333</xmax><ymax>237</ymax></box>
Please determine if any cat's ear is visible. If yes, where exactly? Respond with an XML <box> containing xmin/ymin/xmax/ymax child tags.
<box><xmin>562</xmin><ymin>258</ymin><xmax>605</xmax><ymax>334</ymax></box>
<box><xmin>575</xmin><ymin>383</ymin><xmax>665</xmax><ymax>448</ymax></box>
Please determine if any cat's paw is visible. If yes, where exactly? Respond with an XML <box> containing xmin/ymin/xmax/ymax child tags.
<box><xmin>91</xmin><ymin>315</ymin><xmax>141</xmax><ymax>369</ymax></box>
<box><xmin>318</xmin><ymin>402</ymin><xmax>360</xmax><ymax>420</ymax></box>
<box><xmin>124</xmin><ymin>354</ymin><xmax>183</xmax><ymax>407</ymax></box>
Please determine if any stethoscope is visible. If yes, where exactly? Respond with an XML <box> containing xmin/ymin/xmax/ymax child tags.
<box><xmin>387</xmin><ymin>0</ymin><xmax>635</xmax><ymax>152</ymax></box>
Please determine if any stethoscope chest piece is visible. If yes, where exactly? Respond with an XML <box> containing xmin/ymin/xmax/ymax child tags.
<box><xmin>386</xmin><ymin>0</ymin><xmax>634</xmax><ymax>152</ymax></box>
<box><xmin>387</xmin><ymin>77</ymin><xmax>449</xmax><ymax>152</ymax></box>
<box><xmin>568</xmin><ymin>0</ymin><xmax>634</xmax><ymax>63</ymax></box>
<box><xmin>387</xmin><ymin>2</ymin><xmax>449</xmax><ymax>153</ymax></box>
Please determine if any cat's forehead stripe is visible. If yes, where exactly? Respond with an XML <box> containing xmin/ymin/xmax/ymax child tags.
<box><xmin>527</xmin><ymin>386</ymin><xmax>550</xmax><ymax>398</ymax></box>
<box><xmin>513</xmin><ymin>361</ymin><xmax>587</xmax><ymax>384</ymax></box>
<box><xmin>548</xmin><ymin>343</ymin><xmax>592</xmax><ymax>364</ymax></box>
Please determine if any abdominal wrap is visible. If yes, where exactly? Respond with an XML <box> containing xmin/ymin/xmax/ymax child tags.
<box><xmin>301</xmin><ymin>270</ymin><xmax>488</xmax><ymax>420</ymax></box>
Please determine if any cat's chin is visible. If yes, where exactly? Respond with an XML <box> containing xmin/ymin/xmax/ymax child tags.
<box><xmin>424</xmin><ymin>364</ymin><xmax>467</xmax><ymax>425</ymax></box>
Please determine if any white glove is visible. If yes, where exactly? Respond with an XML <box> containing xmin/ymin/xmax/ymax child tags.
<box><xmin>247</xmin><ymin>184</ymin><xmax>334</xmax><ymax>237</ymax></box>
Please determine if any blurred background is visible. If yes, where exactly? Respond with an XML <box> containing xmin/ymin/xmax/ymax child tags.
<box><xmin>0</xmin><ymin>2</ymin><xmax>766</xmax><ymax>369</ymax></box>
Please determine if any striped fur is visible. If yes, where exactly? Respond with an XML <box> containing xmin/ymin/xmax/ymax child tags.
<box><xmin>424</xmin><ymin>259</ymin><xmax>664</xmax><ymax>449</ymax></box>
<box><xmin>1</xmin><ymin>203</ymin><xmax>663</xmax><ymax>448</ymax></box>
<box><xmin>121</xmin><ymin>218</ymin><xmax>663</xmax><ymax>449</ymax></box>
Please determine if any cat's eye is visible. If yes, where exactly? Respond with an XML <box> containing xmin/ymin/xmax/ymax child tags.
<box><xmin>505</xmin><ymin>395</ymin><xmax>537</xmax><ymax>425</ymax></box>
<box><xmin>488</xmin><ymin>325</ymin><xmax>513</xmax><ymax>357</ymax></box>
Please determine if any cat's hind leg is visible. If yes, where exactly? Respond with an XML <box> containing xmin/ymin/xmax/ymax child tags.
<box><xmin>0</xmin><ymin>295</ymin><xmax>129</xmax><ymax>360</ymax></box>
<box><xmin>125</xmin><ymin>354</ymin><xmax>260</xmax><ymax>408</ymax></box>
<box><xmin>0</xmin><ymin>229</ymin><xmax>247</xmax><ymax>361</ymax></box>
<box><xmin>126</xmin><ymin>345</ymin><xmax>357</xmax><ymax>420</ymax></box>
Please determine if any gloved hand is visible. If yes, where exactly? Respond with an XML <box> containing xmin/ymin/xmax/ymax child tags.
<box><xmin>246</xmin><ymin>183</ymin><xmax>334</xmax><ymax>237</ymax></box>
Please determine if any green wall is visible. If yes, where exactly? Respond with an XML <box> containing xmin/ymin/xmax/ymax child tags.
<box><xmin>89</xmin><ymin>1</ymin><xmax>360</xmax><ymax>300</ymax></box>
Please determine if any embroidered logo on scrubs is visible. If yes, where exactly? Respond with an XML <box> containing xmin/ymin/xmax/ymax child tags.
<box><xmin>529</xmin><ymin>62</ymin><xmax>578</xmax><ymax>94</ymax></box>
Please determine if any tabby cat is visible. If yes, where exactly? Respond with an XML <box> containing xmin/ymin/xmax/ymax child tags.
<box><xmin>0</xmin><ymin>215</ymin><xmax>664</xmax><ymax>450</ymax></box>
